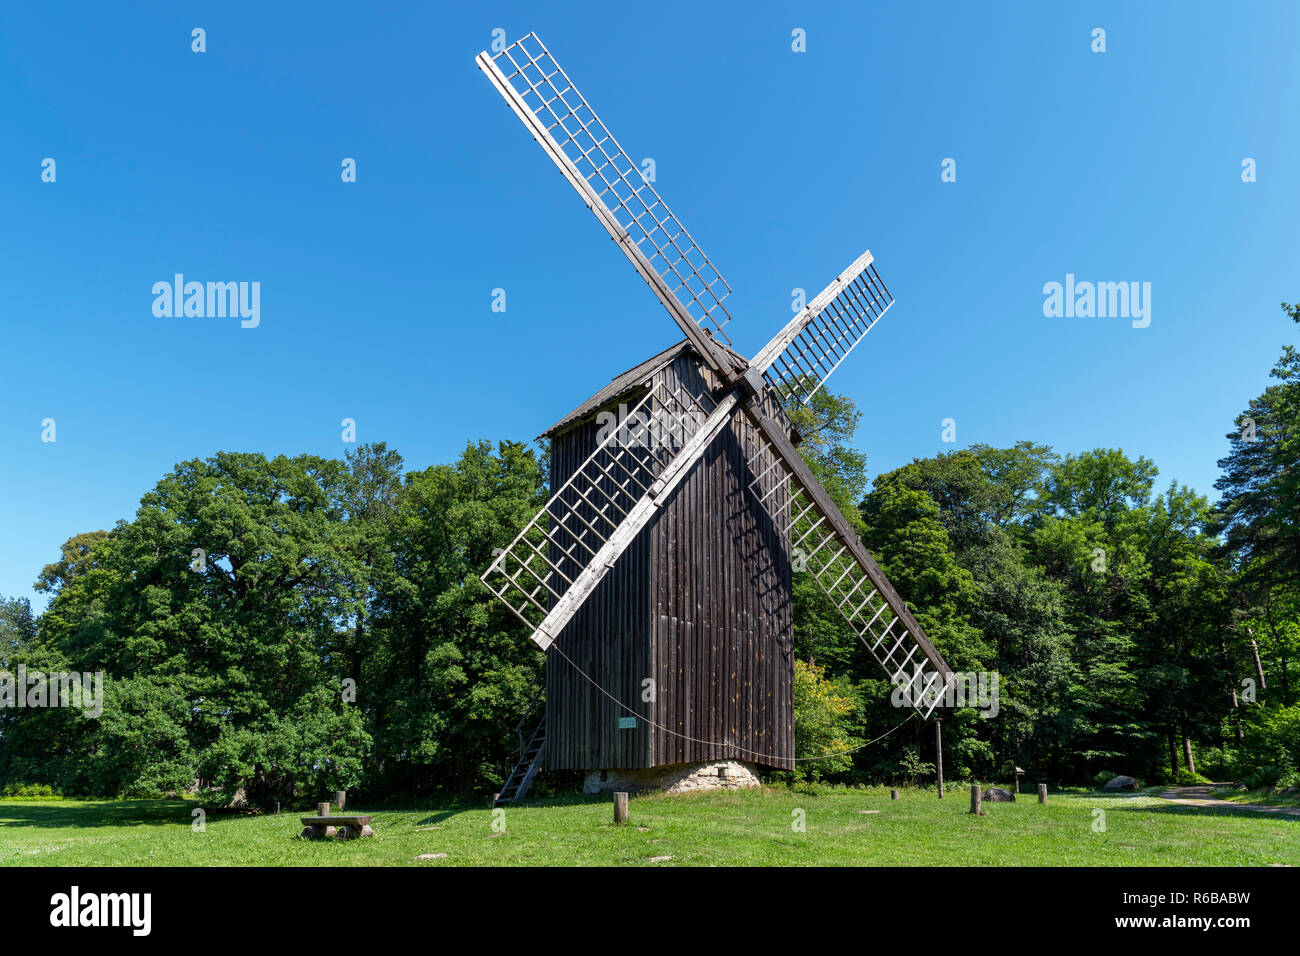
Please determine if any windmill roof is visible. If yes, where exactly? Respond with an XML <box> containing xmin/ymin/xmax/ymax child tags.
<box><xmin>540</xmin><ymin>338</ymin><xmax>748</xmax><ymax>439</ymax></box>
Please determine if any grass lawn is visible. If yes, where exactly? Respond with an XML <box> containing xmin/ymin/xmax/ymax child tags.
<box><xmin>1</xmin><ymin>786</ymin><xmax>1296</xmax><ymax>866</ymax></box>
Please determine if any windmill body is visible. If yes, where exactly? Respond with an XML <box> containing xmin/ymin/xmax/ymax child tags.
<box><xmin>476</xmin><ymin>33</ymin><xmax>955</xmax><ymax>805</ymax></box>
<box><xmin>542</xmin><ymin>342</ymin><xmax>795</xmax><ymax>789</ymax></box>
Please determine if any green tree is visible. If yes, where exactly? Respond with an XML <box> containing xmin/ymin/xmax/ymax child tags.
<box><xmin>0</xmin><ymin>596</ymin><xmax>37</xmax><ymax>669</ymax></box>
<box><xmin>789</xmin><ymin>390</ymin><xmax>872</xmax><ymax>673</ymax></box>
<box><xmin>12</xmin><ymin>453</ymin><xmax>371</xmax><ymax>805</ymax></box>
<box><xmin>1213</xmin><ymin>342</ymin><xmax>1300</xmax><ymax>591</ymax></box>
<box><xmin>365</xmin><ymin>439</ymin><xmax>547</xmax><ymax>795</ymax></box>
<box><xmin>787</xmin><ymin>659</ymin><xmax>862</xmax><ymax>780</ymax></box>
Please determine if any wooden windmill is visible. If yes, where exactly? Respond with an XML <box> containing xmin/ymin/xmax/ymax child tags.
<box><xmin>476</xmin><ymin>33</ymin><xmax>954</xmax><ymax>804</ymax></box>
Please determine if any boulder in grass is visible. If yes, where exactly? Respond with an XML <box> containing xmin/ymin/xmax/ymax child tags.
<box><xmin>1104</xmin><ymin>775</ymin><xmax>1138</xmax><ymax>791</ymax></box>
<box><xmin>982</xmin><ymin>787</ymin><xmax>1015</xmax><ymax>802</ymax></box>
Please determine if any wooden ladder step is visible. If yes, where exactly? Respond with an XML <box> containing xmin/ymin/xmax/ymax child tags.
<box><xmin>495</xmin><ymin>714</ymin><xmax>547</xmax><ymax>806</ymax></box>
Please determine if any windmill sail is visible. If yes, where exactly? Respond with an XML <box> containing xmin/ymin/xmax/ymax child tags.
<box><xmin>483</xmin><ymin>371</ymin><xmax>735</xmax><ymax>649</ymax></box>
<box><xmin>735</xmin><ymin>401</ymin><xmax>953</xmax><ymax>717</ymax></box>
<box><xmin>749</xmin><ymin>249</ymin><xmax>894</xmax><ymax>410</ymax></box>
<box><xmin>477</xmin><ymin>33</ymin><xmax>735</xmax><ymax>372</ymax></box>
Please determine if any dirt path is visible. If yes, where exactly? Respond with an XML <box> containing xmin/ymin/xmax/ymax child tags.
<box><xmin>1155</xmin><ymin>784</ymin><xmax>1300</xmax><ymax>817</ymax></box>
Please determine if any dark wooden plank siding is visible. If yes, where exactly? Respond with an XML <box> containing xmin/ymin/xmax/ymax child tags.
<box><xmin>544</xmin><ymin>416</ymin><xmax>652</xmax><ymax>770</ymax></box>
<box><xmin>648</xmin><ymin>356</ymin><xmax>794</xmax><ymax>771</ymax></box>
<box><xmin>545</xmin><ymin>351</ymin><xmax>794</xmax><ymax>771</ymax></box>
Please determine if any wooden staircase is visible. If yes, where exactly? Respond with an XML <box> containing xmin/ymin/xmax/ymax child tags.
<box><xmin>496</xmin><ymin>715</ymin><xmax>545</xmax><ymax>806</ymax></box>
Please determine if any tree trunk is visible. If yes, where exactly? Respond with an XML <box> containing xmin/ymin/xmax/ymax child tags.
<box><xmin>1247</xmin><ymin>627</ymin><xmax>1267</xmax><ymax>690</ymax></box>
<box><xmin>353</xmin><ymin>614</ymin><xmax>364</xmax><ymax>685</ymax></box>
<box><xmin>352</xmin><ymin>555</ymin><xmax>373</xmax><ymax>686</ymax></box>
<box><xmin>1220</xmin><ymin>634</ymin><xmax>1241</xmax><ymax>742</ymax></box>
<box><xmin>1281</xmin><ymin>649</ymin><xmax>1291</xmax><ymax>706</ymax></box>
<box><xmin>1180</xmin><ymin>711</ymin><xmax>1195</xmax><ymax>777</ymax></box>
<box><xmin>1168</xmin><ymin>729</ymin><xmax>1180</xmax><ymax>778</ymax></box>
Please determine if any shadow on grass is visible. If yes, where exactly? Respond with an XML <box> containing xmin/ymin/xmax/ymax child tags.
<box><xmin>509</xmin><ymin>792</ymin><xmax>632</xmax><ymax>809</ymax></box>
<box><xmin>1072</xmin><ymin>790</ymin><xmax>1154</xmax><ymax>800</ymax></box>
<box><xmin>413</xmin><ymin>808</ymin><xmax>465</xmax><ymax>826</ymax></box>
<box><xmin>410</xmin><ymin>791</ymin><xmax>609</xmax><ymax>824</ymax></box>
<box><xmin>0</xmin><ymin>792</ymin><xmax>613</xmax><ymax>831</ymax></box>
<box><xmin>0</xmin><ymin>799</ymin><xmax>192</xmax><ymax>829</ymax></box>
<box><xmin>1109</xmin><ymin>798</ymin><xmax>1300</xmax><ymax>823</ymax></box>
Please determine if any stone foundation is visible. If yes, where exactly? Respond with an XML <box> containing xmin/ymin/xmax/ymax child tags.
<box><xmin>582</xmin><ymin>760</ymin><xmax>761</xmax><ymax>796</ymax></box>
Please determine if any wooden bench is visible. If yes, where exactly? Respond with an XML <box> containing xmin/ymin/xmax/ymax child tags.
<box><xmin>299</xmin><ymin>814</ymin><xmax>374</xmax><ymax>840</ymax></box>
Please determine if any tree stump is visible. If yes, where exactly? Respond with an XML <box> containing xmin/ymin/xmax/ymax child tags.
<box><xmin>970</xmin><ymin>783</ymin><xmax>983</xmax><ymax>816</ymax></box>
<box><xmin>614</xmin><ymin>791</ymin><xmax>629</xmax><ymax>824</ymax></box>
<box><xmin>1038</xmin><ymin>783</ymin><xmax>1048</xmax><ymax>804</ymax></box>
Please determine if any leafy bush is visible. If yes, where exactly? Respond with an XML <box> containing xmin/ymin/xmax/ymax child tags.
<box><xmin>1093</xmin><ymin>770</ymin><xmax>1117</xmax><ymax>787</ymax></box>
<box><xmin>1238</xmin><ymin>705</ymin><xmax>1300</xmax><ymax>773</ymax></box>
<box><xmin>786</xmin><ymin>660</ymin><xmax>862</xmax><ymax>782</ymax></box>
<box><xmin>787</xmin><ymin>780</ymin><xmax>837</xmax><ymax>796</ymax></box>
<box><xmin>896</xmin><ymin>747</ymin><xmax>936</xmax><ymax>785</ymax></box>
<box><xmin>1277</xmin><ymin>769</ymin><xmax>1300</xmax><ymax>791</ymax></box>
<box><xmin>1196</xmin><ymin>745</ymin><xmax>1237</xmax><ymax>779</ymax></box>
<box><xmin>1240</xmin><ymin>765</ymin><xmax>1282</xmax><ymax>790</ymax></box>
<box><xmin>2</xmin><ymin>782</ymin><xmax>58</xmax><ymax>798</ymax></box>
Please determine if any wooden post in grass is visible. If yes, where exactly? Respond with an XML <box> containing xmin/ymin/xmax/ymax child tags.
<box><xmin>614</xmin><ymin>792</ymin><xmax>629</xmax><ymax>824</ymax></box>
<box><xmin>891</xmin><ymin>789</ymin><xmax>899</xmax><ymax>800</ymax></box>
<box><xmin>1038</xmin><ymin>783</ymin><xmax>1048</xmax><ymax>805</ymax></box>
<box><xmin>935</xmin><ymin>719</ymin><xmax>944</xmax><ymax>799</ymax></box>
<box><xmin>335</xmin><ymin>790</ymin><xmax>346</xmax><ymax>812</ymax></box>
<box><xmin>317</xmin><ymin>802</ymin><xmax>330</xmax><ymax>817</ymax></box>
<box><xmin>970</xmin><ymin>784</ymin><xmax>982</xmax><ymax>816</ymax></box>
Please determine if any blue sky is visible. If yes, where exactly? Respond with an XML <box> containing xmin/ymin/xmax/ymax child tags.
<box><xmin>2</xmin><ymin>1</ymin><xmax>1297</xmax><ymax>608</ymax></box>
